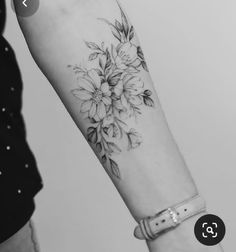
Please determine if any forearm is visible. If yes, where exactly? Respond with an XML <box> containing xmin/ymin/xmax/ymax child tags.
<box><xmin>14</xmin><ymin>0</ymin><xmax>222</xmax><ymax>251</ymax></box>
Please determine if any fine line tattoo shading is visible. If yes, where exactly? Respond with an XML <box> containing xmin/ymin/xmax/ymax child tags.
<box><xmin>68</xmin><ymin>2</ymin><xmax>154</xmax><ymax>179</ymax></box>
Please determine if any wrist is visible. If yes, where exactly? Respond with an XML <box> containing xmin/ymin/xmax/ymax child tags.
<box><xmin>146</xmin><ymin>212</ymin><xmax>223</xmax><ymax>252</ymax></box>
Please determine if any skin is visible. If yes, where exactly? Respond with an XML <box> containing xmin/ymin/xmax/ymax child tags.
<box><xmin>13</xmin><ymin>0</ymin><xmax>223</xmax><ymax>251</ymax></box>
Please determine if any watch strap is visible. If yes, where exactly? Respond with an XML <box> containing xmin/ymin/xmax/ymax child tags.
<box><xmin>134</xmin><ymin>195</ymin><xmax>206</xmax><ymax>240</ymax></box>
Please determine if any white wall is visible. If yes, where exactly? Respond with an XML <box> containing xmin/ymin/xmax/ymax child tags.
<box><xmin>5</xmin><ymin>0</ymin><xmax>235</xmax><ymax>251</ymax></box>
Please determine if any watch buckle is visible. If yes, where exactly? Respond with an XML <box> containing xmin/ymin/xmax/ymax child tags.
<box><xmin>167</xmin><ymin>208</ymin><xmax>181</xmax><ymax>227</ymax></box>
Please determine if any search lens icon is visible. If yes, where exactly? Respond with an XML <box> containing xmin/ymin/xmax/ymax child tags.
<box><xmin>206</xmin><ymin>226</ymin><xmax>214</xmax><ymax>234</ymax></box>
<box><xmin>194</xmin><ymin>214</ymin><xmax>226</xmax><ymax>246</ymax></box>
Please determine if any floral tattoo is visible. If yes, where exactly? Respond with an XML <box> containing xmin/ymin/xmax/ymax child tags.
<box><xmin>68</xmin><ymin>3</ymin><xmax>154</xmax><ymax>179</ymax></box>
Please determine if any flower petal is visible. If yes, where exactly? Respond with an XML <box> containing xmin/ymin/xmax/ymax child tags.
<box><xmin>111</xmin><ymin>44</ymin><xmax>118</xmax><ymax>59</ymax></box>
<box><xmin>101</xmin><ymin>82</ymin><xmax>110</xmax><ymax>93</ymax></box>
<box><xmin>89</xmin><ymin>102</ymin><xmax>97</xmax><ymax>118</ymax></box>
<box><xmin>102</xmin><ymin>96</ymin><xmax>112</xmax><ymax>105</ymax></box>
<box><xmin>114</xmin><ymin>100</ymin><xmax>124</xmax><ymax>110</ymax></box>
<box><xmin>72</xmin><ymin>89</ymin><xmax>93</xmax><ymax>100</ymax></box>
<box><xmin>125</xmin><ymin>76</ymin><xmax>139</xmax><ymax>86</ymax></box>
<box><xmin>132</xmin><ymin>58</ymin><xmax>142</xmax><ymax>68</ymax></box>
<box><xmin>78</xmin><ymin>78</ymin><xmax>95</xmax><ymax>93</ymax></box>
<box><xmin>114</xmin><ymin>81</ymin><xmax>124</xmax><ymax>96</ymax></box>
<box><xmin>116</xmin><ymin>59</ymin><xmax>127</xmax><ymax>70</ymax></box>
<box><xmin>97</xmin><ymin>102</ymin><xmax>106</xmax><ymax>119</ymax></box>
<box><xmin>129</xmin><ymin>86</ymin><xmax>143</xmax><ymax>96</ymax></box>
<box><xmin>126</xmin><ymin>78</ymin><xmax>144</xmax><ymax>95</ymax></box>
<box><xmin>81</xmin><ymin>100</ymin><xmax>93</xmax><ymax>113</ymax></box>
<box><xmin>123</xmin><ymin>75</ymin><xmax>136</xmax><ymax>85</ymax></box>
<box><xmin>121</xmin><ymin>94</ymin><xmax>128</xmax><ymax>108</ymax></box>
<box><xmin>88</xmin><ymin>69</ymin><xmax>101</xmax><ymax>89</ymax></box>
<box><xmin>134</xmin><ymin>78</ymin><xmax>144</xmax><ymax>88</ymax></box>
<box><xmin>119</xmin><ymin>110</ymin><xmax>129</xmax><ymax>120</ymax></box>
<box><xmin>129</xmin><ymin>96</ymin><xmax>142</xmax><ymax>106</ymax></box>
<box><xmin>104</xmin><ymin>90</ymin><xmax>112</xmax><ymax>97</ymax></box>
<box><xmin>93</xmin><ymin>114</ymin><xmax>100</xmax><ymax>122</ymax></box>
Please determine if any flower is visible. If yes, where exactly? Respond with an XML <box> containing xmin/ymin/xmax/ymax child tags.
<box><xmin>114</xmin><ymin>42</ymin><xmax>140</xmax><ymax>69</ymax></box>
<box><xmin>72</xmin><ymin>69</ymin><xmax>112</xmax><ymax>120</ymax></box>
<box><xmin>127</xmin><ymin>129</ymin><xmax>142</xmax><ymax>149</ymax></box>
<box><xmin>114</xmin><ymin>74</ymin><xmax>144</xmax><ymax>109</ymax></box>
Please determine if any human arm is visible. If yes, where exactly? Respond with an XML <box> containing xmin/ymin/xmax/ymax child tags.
<box><xmin>13</xmin><ymin>0</ymin><xmax>223</xmax><ymax>251</ymax></box>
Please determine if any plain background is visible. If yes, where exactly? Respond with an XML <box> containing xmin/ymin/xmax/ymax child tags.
<box><xmin>4</xmin><ymin>0</ymin><xmax>235</xmax><ymax>251</ymax></box>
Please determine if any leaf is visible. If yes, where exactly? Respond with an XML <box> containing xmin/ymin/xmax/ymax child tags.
<box><xmin>71</xmin><ymin>89</ymin><xmax>81</xmax><ymax>99</ymax></box>
<box><xmin>87</xmin><ymin>127</ymin><xmax>98</xmax><ymax>144</ymax></box>
<box><xmin>96</xmin><ymin>142</ymin><xmax>102</xmax><ymax>153</ymax></box>
<box><xmin>108</xmin><ymin>72</ymin><xmax>123</xmax><ymax>86</ymax></box>
<box><xmin>105</xmin><ymin>68</ymin><xmax>111</xmax><ymax>77</ymax></box>
<box><xmin>88</xmin><ymin>132</ymin><xmax>98</xmax><ymax>144</ymax></box>
<box><xmin>85</xmin><ymin>41</ymin><xmax>100</xmax><ymax>50</ymax></box>
<box><xmin>102</xmin><ymin>139</ymin><xmax>109</xmax><ymax>151</ymax></box>
<box><xmin>129</xmin><ymin>26</ymin><xmax>135</xmax><ymax>41</ymax></box>
<box><xmin>98</xmin><ymin>18</ymin><xmax>122</xmax><ymax>42</ymax></box>
<box><xmin>103</xmin><ymin>127</ymin><xmax>109</xmax><ymax>135</ymax></box>
<box><xmin>137</xmin><ymin>46</ymin><xmax>145</xmax><ymax>61</ymax></box>
<box><xmin>117</xmin><ymin>2</ymin><xmax>129</xmax><ymax>37</ymax></box>
<box><xmin>101</xmin><ymin>42</ymin><xmax>105</xmax><ymax>50</ymax></box>
<box><xmin>95</xmin><ymin>69</ymin><xmax>104</xmax><ymax>76</ymax></box>
<box><xmin>107</xmin><ymin>126</ymin><xmax>114</xmax><ymax>137</ymax></box>
<box><xmin>126</xmin><ymin>66</ymin><xmax>139</xmax><ymax>74</ymax></box>
<box><xmin>115</xmin><ymin>20</ymin><xmax>123</xmax><ymax>31</ymax></box>
<box><xmin>143</xmin><ymin>96</ymin><xmax>154</xmax><ymax>107</ymax></box>
<box><xmin>129</xmin><ymin>104</ymin><xmax>142</xmax><ymax>118</ymax></box>
<box><xmin>101</xmin><ymin>77</ymin><xmax>107</xmax><ymax>83</ymax></box>
<box><xmin>89</xmin><ymin>52</ymin><xmax>99</xmax><ymax>61</ymax></box>
<box><xmin>111</xmin><ymin>44</ymin><xmax>118</xmax><ymax>60</ymax></box>
<box><xmin>144</xmin><ymin>89</ymin><xmax>152</xmax><ymax>96</ymax></box>
<box><xmin>107</xmin><ymin>142</ymin><xmax>122</xmax><ymax>154</ymax></box>
<box><xmin>111</xmin><ymin>29</ymin><xmax>122</xmax><ymax>42</ymax></box>
<box><xmin>105</xmin><ymin>49</ymin><xmax>112</xmax><ymax>70</ymax></box>
<box><xmin>115</xmin><ymin>122</ymin><xmax>124</xmax><ymax>139</ymax></box>
<box><xmin>112</xmin><ymin>125</ymin><xmax>119</xmax><ymax>138</ymax></box>
<box><xmin>101</xmin><ymin>155</ymin><xmax>107</xmax><ymax>164</ymax></box>
<box><xmin>116</xmin><ymin>118</ymin><xmax>128</xmax><ymax>127</ymax></box>
<box><xmin>111</xmin><ymin>93</ymin><xmax>120</xmax><ymax>101</ymax></box>
<box><xmin>99</xmin><ymin>57</ymin><xmax>105</xmax><ymax>70</ymax></box>
<box><xmin>89</xmin><ymin>118</ymin><xmax>97</xmax><ymax>124</ymax></box>
<box><xmin>109</xmin><ymin>159</ymin><xmax>121</xmax><ymax>179</ymax></box>
<box><xmin>141</xmin><ymin>61</ymin><xmax>149</xmax><ymax>72</ymax></box>
<box><xmin>87</xmin><ymin>127</ymin><xmax>96</xmax><ymax>135</ymax></box>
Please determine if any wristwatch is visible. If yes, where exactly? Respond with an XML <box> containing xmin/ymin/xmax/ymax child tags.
<box><xmin>134</xmin><ymin>195</ymin><xmax>206</xmax><ymax>240</ymax></box>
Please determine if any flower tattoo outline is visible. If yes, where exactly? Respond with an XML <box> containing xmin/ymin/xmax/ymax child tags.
<box><xmin>68</xmin><ymin>3</ymin><xmax>154</xmax><ymax>179</ymax></box>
